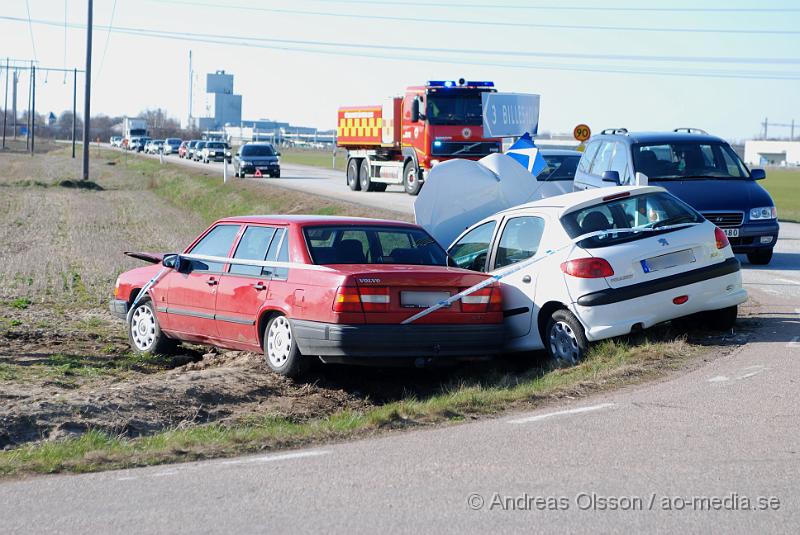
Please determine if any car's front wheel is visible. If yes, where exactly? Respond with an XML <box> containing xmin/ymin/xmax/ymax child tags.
<box><xmin>264</xmin><ymin>315</ymin><xmax>309</xmax><ymax>377</ymax></box>
<box><xmin>545</xmin><ymin>309</ymin><xmax>589</xmax><ymax>365</ymax></box>
<box><xmin>128</xmin><ymin>299</ymin><xmax>176</xmax><ymax>355</ymax></box>
<box><xmin>747</xmin><ymin>249</ymin><xmax>773</xmax><ymax>265</ymax></box>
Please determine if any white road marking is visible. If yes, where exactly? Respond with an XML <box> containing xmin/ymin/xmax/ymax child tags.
<box><xmin>221</xmin><ymin>450</ymin><xmax>331</xmax><ymax>466</ymax></box>
<box><xmin>117</xmin><ymin>476</ymin><xmax>138</xmax><ymax>481</ymax></box>
<box><xmin>149</xmin><ymin>470</ymin><xmax>179</xmax><ymax>478</ymax></box>
<box><xmin>709</xmin><ymin>366</ymin><xmax>766</xmax><ymax>384</ymax></box>
<box><xmin>708</xmin><ymin>376</ymin><xmax>729</xmax><ymax>383</ymax></box>
<box><xmin>787</xmin><ymin>336</ymin><xmax>800</xmax><ymax>349</ymax></box>
<box><xmin>775</xmin><ymin>278</ymin><xmax>798</xmax><ymax>285</ymax></box>
<box><xmin>507</xmin><ymin>403</ymin><xmax>615</xmax><ymax>425</ymax></box>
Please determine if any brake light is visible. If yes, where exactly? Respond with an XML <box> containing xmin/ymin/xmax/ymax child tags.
<box><xmin>561</xmin><ymin>258</ymin><xmax>615</xmax><ymax>278</ymax></box>
<box><xmin>461</xmin><ymin>286</ymin><xmax>502</xmax><ymax>313</ymax></box>
<box><xmin>603</xmin><ymin>191</ymin><xmax>631</xmax><ymax>202</ymax></box>
<box><xmin>332</xmin><ymin>286</ymin><xmax>391</xmax><ymax>312</ymax></box>
<box><xmin>714</xmin><ymin>227</ymin><xmax>730</xmax><ymax>249</ymax></box>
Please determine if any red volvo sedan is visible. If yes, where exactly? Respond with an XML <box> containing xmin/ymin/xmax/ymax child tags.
<box><xmin>111</xmin><ymin>216</ymin><xmax>505</xmax><ymax>376</ymax></box>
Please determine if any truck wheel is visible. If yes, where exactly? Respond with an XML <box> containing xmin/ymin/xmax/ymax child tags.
<box><xmin>347</xmin><ymin>158</ymin><xmax>361</xmax><ymax>191</ymax></box>
<box><xmin>403</xmin><ymin>161</ymin><xmax>422</xmax><ymax>196</ymax></box>
<box><xmin>264</xmin><ymin>315</ymin><xmax>309</xmax><ymax>378</ymax></box>
<box><xmin>373</xmin><ymin>183</ymin><xmax>387</xmax><ymax>192</ymax></box>
<box><xmin>359</xmin><ymin>159</ymin><xmax>374</xmax><ymax>192</ymax></box>
<box><xmin>747</xmin><ymin>249</ymin><xmax>773</xmax><ymax>265</ymax></box>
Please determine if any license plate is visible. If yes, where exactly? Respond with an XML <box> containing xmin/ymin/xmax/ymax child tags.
<box><xmin>641</xmin><ymin>248</ymin><xmax>696</xmax><ymax>274</ymax></box>
<box><xmin>400</xmin><ymin>291</ymin><xmax>450</xmax><ymax>308</ymax></box>
<box><xmin>723</xmin><ymin>228</ymin><xmax>739</xmax><ymax>238</ymax></box>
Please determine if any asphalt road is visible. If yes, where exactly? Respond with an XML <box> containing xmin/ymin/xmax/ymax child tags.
<box><xmin>3</xmin><ymin>148</ymin><xmax>796</xmax><ymax>533</ymax></box>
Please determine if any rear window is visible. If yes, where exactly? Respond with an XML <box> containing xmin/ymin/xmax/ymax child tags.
<box><xmin>304</xmin><ymin>226</ymin><xmax>447</xmax><ymax>265</ymax></box>
<box><xmin>560</xmin><ymin>192</ymin><xmax>702</xmax><ymax>248</ymax></box>
<box><xmin>206</xmin><ymin>142</ymin><xmax>225</xmax><ymax>149</ymax></box>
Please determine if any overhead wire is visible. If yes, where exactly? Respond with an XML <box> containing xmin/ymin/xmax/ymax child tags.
<box><xmin>98</xmin><ymin>0</ymin><xmax>119</xmax><ymax>75</ymax></box>
<box><xmin>24</xmin><ymin>0</ymin><xmax>38</xmax><ymax>62</ymax></box>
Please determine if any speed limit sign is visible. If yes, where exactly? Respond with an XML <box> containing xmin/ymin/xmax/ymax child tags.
<box><xmin>573</xmin><ymin>124</ymin><xmax>591</xmax><ymax>142</ymax></box>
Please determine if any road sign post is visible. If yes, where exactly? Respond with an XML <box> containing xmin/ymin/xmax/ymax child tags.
<box><xmin>481</xmin><ymin>93</ymin><xmax>540</xmax><ymax>139</ymax></box>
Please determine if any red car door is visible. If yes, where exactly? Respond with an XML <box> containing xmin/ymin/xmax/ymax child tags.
<box><xmin>215</xmin><ymin>225</ymin><xmax>282</xmax><ymax>346</ymax></box>
<box><xmin>160</xmin><ymin>224</ymin><xmax>241</xmax><ymax>340</ymax></box>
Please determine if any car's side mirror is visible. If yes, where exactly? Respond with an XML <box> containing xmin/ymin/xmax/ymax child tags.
<box><xmin>277</xmin><ymin>151</ymin><xmax>281</xmax><ymax>156</ymax></box>
<box><xmin>162</xmin><ymin>254</ymin><xmax>180</xmax><ymax>270</ymax></box>
<box><xmin>750</xmin><ymin>168</ymin><xmax>766</xmax><ymax>180</ymax></box>
<box><xmin>411</xmin><ymin>99</ymin><xmax>420</xmax><ymax>123</ymax></box>
<box><xmin>602</xmin><ymin>170</ymin><xmax>620</xmax><ymax>184</ymax></box>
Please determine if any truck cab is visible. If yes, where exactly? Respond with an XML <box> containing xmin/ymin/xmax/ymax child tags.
<box><xmin>338</xmin><ymin>80</ymin><xmax>500</xmax><ymax>196</ymax></box>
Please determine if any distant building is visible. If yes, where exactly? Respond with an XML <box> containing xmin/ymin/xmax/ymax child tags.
<box><xmin>744</xmin><ymin>140</ymin><xmax>800</xmax><ymax>167</ymax></box>
<box><xmin>194</xmin><ymin>70</ymin><xmax>242</xmax><ymax>131</ymax></box>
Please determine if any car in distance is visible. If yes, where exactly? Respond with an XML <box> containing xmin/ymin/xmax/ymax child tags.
<box><xmin>178</xmin><ymin>141</ymin><xmax>189</xmax><ymax>158</ymax></box>
<box><xmin>148</xmin><ymin>139</ymin><xmax>165</xmax><ymax>154</ymax></box>
<box><xmin>191</xmin><ymin>141</ymin><xmax>207</xmax><ymax>161</ymax></box>
<box><xmin>573</xmin><ymin>129</ymin><xmax>779</xmax><ymax>265</ymax></box>
<box><xmin>200</xmin><ymin>141</ymin><xmax>230</xmax><ymax>163</ymax></box>
<box><xmin>111</xmin><ymin>216</ymin><xmax>504</xmax><ymax>377</ymax></box>
<box><xmin>128</xmin><ymin>136</ymin><xmax>150</xmax><ymax>152</ymax></box>
<box><xmin>446</xmin><ymin>185</ymin><xmax>747</xmax><ymax>364</ymax></box>
<box><xmin>163</xmin><ymin>138</ymin><xmax>183</xmax><ymax>155</ymax></box>
<box><xmin>110</xmin><ymin>136</ymin><xmax>122</xmax><ymax>147</ymax></box>
<box><xmin>233</xmin><ymin>142</ymin><xmax>281</xmax><ymax>178</ymax></box>
<box><xmin>186</xmin><ymin>140</ymin><xmax>201</xmax><ymax>160</ymax></box>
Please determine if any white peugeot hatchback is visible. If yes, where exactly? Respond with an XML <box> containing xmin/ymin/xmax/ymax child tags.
<box><xmin>446</xmin><ymin>186</ymin><xmax>748</xmax><ymax>363</ymax></box>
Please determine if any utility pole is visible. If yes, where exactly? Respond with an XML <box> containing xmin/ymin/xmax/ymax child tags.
<box><xmin>82</xmin><ymin>0</ymin><xmax>93</xmax><ymax>180</ymax></box>
<box><xmin>2</xmin><ymin>58</ymin><xmax>8</xmax><ymax>149</ymax></box>
<box><xmin>188</xmin><ymin>49</ymin><xmax>193</xmax><ymax>127</ymax></box>
<box><xmin>72</xmin><ymin>68</ymin><xmax>77</xmax><ymax>158</ymax></box>
<box><xmin>26</xmin><ymin>62</ymin><xmax>32</xmax><ymax>151</ymax></box>
<box><xmin>12</xmin><ymin>69</ymin><xmax>17</xmax><ymax>140</ymax></box>
<box><xmin>30</xmin><ymin>65</ymin><xmax>35</xmax><ymax>154</ymax></box>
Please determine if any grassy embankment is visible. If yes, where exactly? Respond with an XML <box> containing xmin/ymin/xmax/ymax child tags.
<box><xmin>761</xmin><ymin>168</ymin><xmax>800</xmax><ymax>223</ymax></box>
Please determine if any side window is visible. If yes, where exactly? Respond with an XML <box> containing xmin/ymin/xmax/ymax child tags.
<box><xmin>494</xmin><ymin>216</ymin><xmax>545</xmax><ymax>270</ymax></box>
<box><xmin>266</xmin><ymin>228</ymin><xmax>289</xmax><ymax>279</ymax></box>
<box><xmin>589</xmin><ymin>141</ymin><xmax>614</xmax><ymax>176</ymax></box>
<box><xmin>188</xmin><ymin>224</ymin><xmax>241</xmax><ymax>272</ymax></box>
<box><xmin>609</xmin><ymin>142</ymin><xmax>631</xmax><ymax>184</ymax></box>
<box><xmin>229</xmin><ymin>226</ymin><xmax>276</xmax><ymax>276</ymax></box>
<box><xmin>448</xmin><ymin>221</ymin><xmax>497</xmax><ymax>273</ymax></box>
<box><xmin>577</xmin><ymin>141</ymin><xmax>600</xmax><ymax>173</ymax></box>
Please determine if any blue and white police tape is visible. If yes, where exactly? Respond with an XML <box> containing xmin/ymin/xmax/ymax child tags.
<box><xmin>400</xmin><ymin>222</ymin><xmax>700</xmax><ymax>325</ymax></box>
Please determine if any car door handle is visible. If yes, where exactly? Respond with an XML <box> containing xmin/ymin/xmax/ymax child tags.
<box><xmin>253</xmin><ymin>282</ymin><xmax>267</xmax><ymax>291</ymax></box>
<box><xmin>206</xmin><ymin>278</ymin><xmax>218</xmax><ymax>286</ymax></box>
<box><xmin>522</xmin><ymin>275</ymin><xmax>532</xmax><ymax>283</ymax></box>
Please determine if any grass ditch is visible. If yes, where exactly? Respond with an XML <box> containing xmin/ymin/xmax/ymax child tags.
<box><xmin>761</xmin><ymin>168</ymin><xmax>800</xmax><ymax>223</ymax></box>
<box><xmin>0</xmin><ymin>335</ymin><xmax>701</xmax><ymax>477</ymax></box>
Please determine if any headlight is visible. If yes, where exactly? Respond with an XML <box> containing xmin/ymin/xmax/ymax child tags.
<box><xmin>750</xmin><ymin>206</ymin><xmax>777</xmax><ymax>220</ymax></box>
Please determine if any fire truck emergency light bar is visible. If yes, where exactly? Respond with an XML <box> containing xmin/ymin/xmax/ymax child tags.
<box><xmin>427</xmin><ymin>80</ymin><xmax>495</xmax><ymax>88</ymax></box>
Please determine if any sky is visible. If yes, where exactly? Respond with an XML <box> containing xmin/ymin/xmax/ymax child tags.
<box><xmin>0</xmin><ymin>0</ymin><xmax>798</xmax><ymax>141</ymax></box>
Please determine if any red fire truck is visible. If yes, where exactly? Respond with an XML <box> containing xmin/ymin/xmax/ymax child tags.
<box><xmin>336</xmin><ymin>79</ymin><xmax>500</xmax><ymax>195</ymax></box>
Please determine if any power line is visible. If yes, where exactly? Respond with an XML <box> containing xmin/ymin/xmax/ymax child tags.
<box><xmin>98</xmin><ymin>0</ymin><xmax>118</xmax><ymax>75</ymax></box>
<box><xmin>307</xmin><ymin>0</ymin><xmax>800</xmax><ymax>13</ymax></box>
<box><xmin>141</xmin><ymin>0</ymin><xmax>800</xmax><ymax>35</ymax></box>
<box><xmin>63</xmin><ymin>0</ymin><xmax>68</xmax><ymax>71</ymax></box>
<box><xmin>24</xmin><ymin>0</ymin><xmax>38</xmax><ymax>61</ymax></box>
<box><xmin>5</xmin><ymin>15</ymin><xmax>800</xmax><ymax>68</ymax></box>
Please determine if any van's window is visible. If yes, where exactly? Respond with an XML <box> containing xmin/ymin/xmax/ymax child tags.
<box><xmin>538</xmin><ymin>154</ymin><xmax>580</xmax><ymax>181</ymax></box>
<box><xmin>633</xmin><ymin>142</ymin><xmax>749</xmax><ymax>180</ymax></box>
<box><xmin>609</xmin><ymin>142</ymin><xmax>631</xmax><ymax>183</ymax></box>
<box><xmin>560</xmin><ymin>192</ymin><xmax>703</xmax><ymax>248</ymax></box>
<box><xmin>304</xmin><ymin>226</ymin><xmax>447</xmax><ymax>266</ymax></box>
<box><xmin>448</xmin><ymin>220</ymin><xmax>497</xmax><ymax>272</ymax></box>
<box><xmin>188</xmin><ymin>224</ymin><xmax>240</xmax><ymax>272</ymax></box>
<box><xmin>229</xmin><ymin>226</ymin><xmax>277</xmax><ymax>276</ymax></box>
<box><xmin>577</xmin><ymin>141</ymin><xmax>601</xmax><ymax>173</ymax></box>
<box><xmin>589</xmin><ymin>141</ymin><xmax>615</xmax><ymax>176</ymax></box>
<box><xmin>494</xmin><ymin>217</ymin><xmax>545</xmax><ymax>269</ymax></box>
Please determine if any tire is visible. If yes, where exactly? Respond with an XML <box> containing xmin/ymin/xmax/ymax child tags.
<box><xmin>403</xmin><ymin>161</ymin><xmax>422</xmax><ymax>195</ymax></box>
<box><xmin>347</xmin><ymin>158</ymin><xmax>361</xmax><ymax>191</ymax></box>
<box><xmin>359</xmin><ymin>159</ymin><xmax>374</xmax><ymax>191</ymax></box>
<box><xmin>373</xmin><ymin>183</ymin><xmax>387</xmax><ymax>192</ymax></box>
<box><xmin>274</xmin><ymin>171</ymin><xmax>281</xmax><ymax>178</ymax></box>
<box><xmin>545</xmin><ymin>309</ymin><xmax>589</xmax><ymax>365</ymax></box>
<box><xmin>127</xmin><ymin>299</ymin><xmax>176</xmax><ymax>355</ymax></box>
<box><xmin>747</xmin><ymin>249</ymin><xmax>773</xmax><ymax>265</ymax></box>
<box><xmin>704</xmin><ymin>305</ymin><xmax>738</xmax><ymax>331</ymax></box>
<box><xmin>264</xmin><ymin>315</ymin><xmax>309</xmax><ymax>378</ymax></box>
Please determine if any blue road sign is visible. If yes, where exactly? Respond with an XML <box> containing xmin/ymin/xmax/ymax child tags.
<box><xmin>481</xmin><ymin>92</ymin><xmax>540</xmax><ymax>138</ymax></box>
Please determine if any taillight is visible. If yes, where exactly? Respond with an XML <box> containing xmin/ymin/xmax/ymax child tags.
<box><xmin>332</xmin><ymin>286</ymin><xmax>390</xmax><ymax>312</ymax></box>
<box><xmin>561</xmin><ymin>258</ymin><xmax>615</xmax><ymax>278</ymax></box>
<box><xmin>358</xmin><ymin>287</ymin><xmax>390</xmax><ymax>312</ymax></box>
<box><xmin>333</xmin><ymin>286</ymin><xmax>361</xmax><ymax>312</ymax></box>
<box><xmin>461</xmin><ymin>286</ymin><xmax>501</xmax><ymax>313</ymax></box>
<box><xmin>714</xmin><ymin>227</ymin><xmax>730</xmax><ymax>249</ymax></box>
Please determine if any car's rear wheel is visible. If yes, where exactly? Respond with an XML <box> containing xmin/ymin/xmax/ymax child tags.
<box><xmin>403</xmin><ymin>161</ymin><xmax>422</xmax><ymax>195</ymax></box>
<box><xmin>264</xmin><ymin>315</ymin><xmax>309</xmax><ymax>378</ymax></box>
<box><xmin>545</xmin><ymin>309</ymin><xmax>589</xmax><ymax>365</ymax></box>
<box><xmin>747</xmin><ymin>249</ymin><xmax>773</xmax><ymax>265</ymax></box>
<box><xmin>347</xmin><ymin>158</ymin><xmax>361</xmax><ymax>191</ymax></box>
<box><xmin>704</xmin><ymin>305</ymin><xmax>738</xmax><ymax>331</ymax></box>
<box><xmin>128</xmin><ymin>299</ymin><xmax>176</xmax><ymax>355</ymax></box>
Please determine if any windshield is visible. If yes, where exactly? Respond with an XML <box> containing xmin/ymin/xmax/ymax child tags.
<box><xmin>304</xmin><ymin>226</ymin><xmax>448</xmax><ymax>265</ymax></box>
<box><xmin>206</xmin><ymin>142</ymin><xmax>225</xmax><ymax>149</ymax></box>
<box><xmin>242</xmin><ymin>145</ymin><xmax>275</xmax><ymax>157</ymax></box>
<box><xmin>426</xmin><ymin>93</ymin><xmax>484</xmax><ymax>126</ymax></box>
<box><xmin>560</xmin><ymin>192</ymin><xmax>703</xmax><ymax>248</ymax></box>
<box><xmin>633</xmin><ymin>142</ymin><xmax>749</xmax><ymax>180</ymax></box>
<box><xmin>538</xmin><ymin>154</ymin><xmax>581</xmax><ymax>181</ymax></box>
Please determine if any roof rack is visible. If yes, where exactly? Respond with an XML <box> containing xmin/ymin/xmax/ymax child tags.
<box><xmin>600</xmin><ymin>128</ymin><xmax>628</xmax><ymax>135</ymax></box>
<box><xmin>673</xmin><ymin>127</ymin><xmax>708</xmax><ymax>134</ymax></box>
